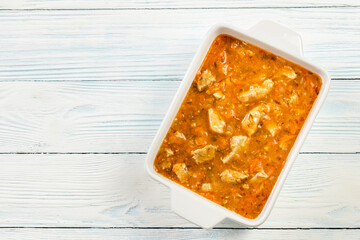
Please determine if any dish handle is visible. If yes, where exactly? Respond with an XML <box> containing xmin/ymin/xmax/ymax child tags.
<box><xmin>247</xmin><ymin>20</ymin><xmax>304</xmax><ymax>58</ymax></box>
<box><xmin>171</xmin><ymin>188</ymin><xmax>226</xmax><ymax>229</ymax></box>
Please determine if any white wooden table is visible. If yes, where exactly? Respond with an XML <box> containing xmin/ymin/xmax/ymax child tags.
<box><xmin>0</xmin><ymin>1</ymin><xmax>359</xmax><ymax>239</ymax></box>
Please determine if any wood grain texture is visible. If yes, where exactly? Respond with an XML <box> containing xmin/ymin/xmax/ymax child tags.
<box><xmin>0</xmin><ymin>0</ymin><xmax>358</xmax><ymax>236</ymax></box>
<box><xmin>0</xmin><ymin>9</ymin><xmax>358</xmax><ymax>81</ymax></box>
<box><xmin>0</xmin><ymin>228</ymin><xmax>359</xmax><ymax>240</ymax></box>
<box><xmin>0</xmin><ymin>80</ymin><xmax>358</xmax><ymax>153</ymax></box>
<box><xmin>0</xmin><ymin>153</ymin><xmax>358</xmax><ymax>228</ymax></box>
<box><xmin>1</xmin><ymin>0</ymin><xmax>359</xmax><ymax>9</ymax></box>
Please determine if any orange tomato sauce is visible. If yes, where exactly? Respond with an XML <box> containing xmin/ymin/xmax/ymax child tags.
<box><xmin>154</xmin><ymin>35</ymin><xmax>322</xmax><ymax>219</ymax></box>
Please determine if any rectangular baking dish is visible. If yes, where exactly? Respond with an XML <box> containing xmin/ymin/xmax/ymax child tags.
<box><xmin>145</xmin><ymin>20</ymin><xmax>330</xmax><ymax>228</ymax></box>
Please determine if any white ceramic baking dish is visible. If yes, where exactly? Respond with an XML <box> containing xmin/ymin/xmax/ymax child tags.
<box><xmin>145</xmin><ymin>20</ymin><xmax>330</xmax><ymax>228</ymax></box>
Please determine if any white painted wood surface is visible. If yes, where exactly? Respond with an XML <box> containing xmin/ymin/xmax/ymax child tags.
<box><xmin>0</xmin><ymin>0</ymin><xmax>358</xmax><ymax>239</ymax></box>
<box><xmin>0</xmin><ymin>229</ymin><xmax>359</xmax><ymax>240</ymax></box>
<box><xmin>1</xmin><ymin>0</ymin><xmax>359</xmax><ymax>9</ymax></box>
<box><xmin>0</xmin><ymin>9</ymin><xmax>358</xmax><ymax>81</ymax></box>
<box><xmin>0</xmin><ymin>154</ymin><xmax>358</xmax><ymax>228</ymax></box>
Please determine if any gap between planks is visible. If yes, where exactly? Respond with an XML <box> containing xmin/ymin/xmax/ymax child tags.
<box><xmin>0</xmin><ymin>152</ymin><xmax>358</xmax><ymax>155</ymax></box>
<box><xmin>0</xmin><ymin>78</ymin><xmax>358</xmax><ymax>83</ymax></box>
<box><xmin>1</xmin><ymin>0</ymin><xmax>359</xmax><ymax>10</ymax></box>
<box><xmin>0</xmin><ymin>227</ymin><xmax>359</xmax><ymax>230</ymax></box>
<box><xmin>1</xmin><ymin>6</ymin><xmax>360</xmax><ymax>11</ymax></box>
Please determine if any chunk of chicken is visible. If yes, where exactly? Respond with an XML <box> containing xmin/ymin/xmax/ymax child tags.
<box><xmin>159</xmin><ymin>160</ymin><xmax>172</xmax><ymax>170</ymax></box>
<box><xmin>237</xmin><ymin>79</ymin><xmax>274</xmax><ymax>102</ymax></box>
<box><xmin>230</xmin><ymin>135</ymin><xmax>249</xmax><ymax>150</ymax></box>
<box><xmin>201</xmin><ymin>183</ymin><xmax>212</xmax><ymax>192</ymax></box>
<box><xmin>280</xmin><ymin>66</ymin><xmax>297</xmax><ymax>79</ymax></box>
<box><xmin>197</xmin><ymin>69</ymin><xmax>216</xmax><ymax>91</ymax></box>
<box><xmin>175</xmin><ymin>131</ymin><xmax>186</xmax><ymax>140</ymax></box>
<box><xmin>173</xmin><ymin>163</ymin><xmax>188</xmax><ymax>183</ymax></box>
<box><xmin>222</xmin><ymin>135</ymin><xmax>249</xmax><ymax>163</ymax></box>
<box><xmin>279</xmin><ymin>135</ymin><xmax>296</xmax><ymax>150</ymax></box>
<box><xmin>222</xmin><ymin>64</ymin><xmax>229</xmax><ymax>75</ymax></box>
<box><xmin>245</xmin><ymin>50</ymin><xmax>255</xmax><ymax>56</ymax></box>
<box><xmin>241</xmin><ymin>104</ymin><xmax>270</xmax><ymax>136</ymax></box>
<box><xmin>250</xmin><ymin>169</ymin><xmax>268</xmax><ymax>182</ymax></box>
<box><xmin>213</xmin><ymin>91</ymin><xmax>225</xmax><ymax>99</ymax></box>
<box><xmin>264</xmin><ymin>120</ymin><xmax>280</xmax><ymax>137</ymax></box>
<box><xmin>289</xmin><ymin>92</ymin><xmax>299</xmax><ymax>105</ymax></box>
<box><xmin>191</xmin><ymin>145</ymin><xmax>217</xmax><ymax>164</ymax></box>
<box><xmin>220</xmin><ymin>169</ymin><xmax>249</xmax><ymax>183</ymax></box>
<box><xmin>208</xmin><ymin>108</ymin><xmax>226</xmax><ymax>134</ymax></box>
<box><xmin>165</xmin><ymin>148</ymin><xmax>174</xmax><ymax>157</ymax></box>
<box><xmin>222</xmin><ymin>151</ymin><xmax>236</xmax><ymax>164</ymax></box>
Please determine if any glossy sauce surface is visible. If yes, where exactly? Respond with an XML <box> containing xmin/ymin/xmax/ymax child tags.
<box><xmin>154</xmin><ymin>35</ymin><xmax>322</xmax><ymax>219</ymax></box>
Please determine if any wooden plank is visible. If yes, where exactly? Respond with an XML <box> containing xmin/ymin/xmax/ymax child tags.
<box><xmin>0</xmin><ymin>228</ymin><xmax>359</xmax><ymax>240</ymax></box>
<box><xmin>0</xmin><ymin>9</ymin><xmax>358</xmax><ymax>81</ymax></box>
<box><xmin>0</xmin><ymin>80</ymin><xmax>358</xmax><ymax>153</ymax></box>
<box><xmin>1</xmin><ymin>0</ymin><xmax>359</xmax><ymax>9</ymax></box>
<box><xmin>0</xmin><ymin>153</ymin><xmax>358</xmax><ymax>228</ymax></box>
